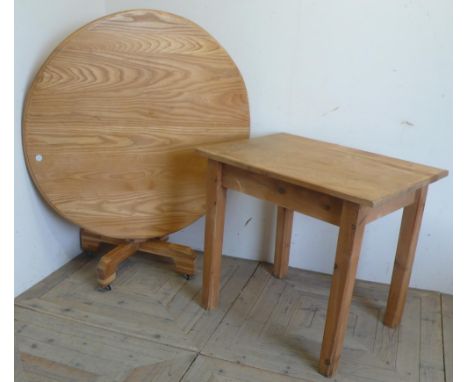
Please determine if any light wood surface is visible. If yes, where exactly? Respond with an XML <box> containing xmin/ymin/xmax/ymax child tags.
<box><xmin>16</xmin><ymin>252</ymin><xmax>257</xmax><ymax>353</ymax></box>
<box><xmin>442</xmin><ymin>294</ymin><xmax>453</xmax><ymax>382</ymax></box>
<box><xmin>199</xmin><ymin>133</ymin><xmax>448</xmax><ymax>377</ymax></box>
<box><xmin>96</xmin><ymin>242</ymin><xmax>139</xmax><ymax>286</ymax></box>
<box><xmin>15</xmin><ymin>306</ymin><xmax>196</xmax><ymax>381</ymax></box>
<box><xmin>420</xmin><ymin>293</ymin><xmax>445</xmax><ymax>381</ymax></box>
<box><xmin>273</xmin><ymin>206</ymin><xmax>294</xmax><ymax>279</ymax></box>
<box><xmin>23</xmin><ymin>9</ymin><xmax>249</xmax><ymax>239</ymax></box>
<box><xmin>364</xmin><ymin>189</ymin><xmax>416</xmax><ymax>223</ymax></box>
<box><xmin>15</xmin><ymin>254</ymin><xmax>451</xmax><ymax>382</ymax></box>
<box><xmin>197</xmin><ymin>133</ymin><xmax>447</xmax><ymax>207</ymax></box>
<box><xmin>384</xmin><ymin>186</ymin><xmax>428</xmax><ymax>327</ymax></box>
<box><xmin>319</xmin><ymin>201</ymin><xmax>367</xmax><ymax>376</ymax></box>
<box><xmin>81</xmin><ymin>229</ymin><xmax>197</xmax><ymax>280</ymax></box>
<box><xmin>182</xmin><ymin>356</ymin><xmax>305</xmax><ymax>381</ymax></box>
<box><xmin>139</xmin><ymin>239</ymin><xmax>197</xmax><ymax>276</ymax></box>
<box><xmin>202</xmin><ymin>263</ymin><xmax>447</xmax><ymax>382</ymax></box>
<box><xmin>202</xmin><ymin>160</ymin><xmax>227</xmax><ymax>309</ymax></box>
<box><xmin>222</xmin><ymin>163</ymin><xmax>343</xmax><ymax>225</ymax></box>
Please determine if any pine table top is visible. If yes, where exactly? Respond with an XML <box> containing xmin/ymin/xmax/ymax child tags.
<box><xmin>22</xmin><ymin>9</ymin><xmax>250</xmax><ymax>239</ymax></box>
<box><xmin>197</xmin><ymin>133</ymin><xmax>448</xmax><ymax>207</ymax></box>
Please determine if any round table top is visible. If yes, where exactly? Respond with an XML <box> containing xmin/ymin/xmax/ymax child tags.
<box><xmin>23</xmin><ymin>9</ymin><xmax>250</xmax><ymax>239</ymax></box>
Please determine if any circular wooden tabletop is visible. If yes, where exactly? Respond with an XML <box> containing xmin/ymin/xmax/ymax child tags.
<box><xmin>23</xmin><ymin>9</ymin><xmax>250</xmax><ymax>239</ymax></box>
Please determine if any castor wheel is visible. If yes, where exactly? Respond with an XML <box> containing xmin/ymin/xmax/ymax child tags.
<box><xmin>184</xmin><ymin>274</ymin><xmax>193</xmax><ymax>281</ymax></box>
<box><xmin>97</xmin><ymin>284</ymin><xmax>112</xmax><ymax>292</ymax></box>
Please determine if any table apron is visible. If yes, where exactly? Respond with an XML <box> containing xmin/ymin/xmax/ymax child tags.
<box><xmin>221</xmin><ymin>163</ymin><xmax>419</xmax><ymax>227</ymax></box>
<box><xmin>364</xmin><ymin>190</ymin><xmax>417</xmax><ymax>223</ymax></box>
<box><xmin>221</xmin><ymin>164</ymin><xmax>343</xmax><ymax>225</ymax></box>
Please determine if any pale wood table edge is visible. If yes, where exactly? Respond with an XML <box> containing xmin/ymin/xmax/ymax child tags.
<box><xmin>196</xmin><ymin>146</ymin><xmax>448</xmax><ymax>208</ymax></box>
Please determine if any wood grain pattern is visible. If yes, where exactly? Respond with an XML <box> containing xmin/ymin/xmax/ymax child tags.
<box><xmin>384</xmin><ymin>186</ymin><xmax>428</xmax><ymax>328</ymax></box>
<box><xmin>80</xmin><ymin>229</ymin><xmax>197</xmax><ymax>277</ymax></box>
<box><xmin>202</xmin><ymin>160</ymin><xmax>227</xmax><ymax>309</ymax></box>
<box><xmin>197</xmin><ymin>133</ymin><xmax>447</xmax><ymax>207</ymax></box>
<box><xmin>319</xmin><ymin>201</ymin><xmax>367</xmax><ymax>376</ymax></box>
<box><xmin>222</xmin><ymin>163</ymin><xmax>343</xmax><ymax>225</ymax></box>
<box><xmin>420</xmin><ymin>294</ymin><xmax>445</xmax><ymax>382</ymax></box>
<box><xmin>23</xmin><ymin>9</ymin><xmax>250</xmax><ymax>239</ymax></box>
<box><xmin>96</xmin><ymin>242</ymin><xmax>139</xmax><ymax>286</ymax></box>
<box><xmin>140</xmin><ymin>239</ymin><xmax>197</xmax><ymax>276</ymax></box>
<box><xmin>273</xmin><ymin>206</ymin><xmax>294</xmax><ymax>279</ymax></box>
<box><xmin>15</xmin><ymin>253</ymin><xmax>449</xmax><ymax>382</ymax></box>
<box><xmin>199</xmin><ymin>137</ymin><xmax>447</xmax><ymax>376</ymax></box>
<box><xmin>182</xmin><ymin>356</ymin><xmax>305</xmax><ymax>381</ymax></box>
<box><xmin>364</xmin><ymin>189</ymin><xmax>416</xmax><ymax>223</ymax></box>
<box><xmin>16</xmin><ymin>252</ymin><xmax>258</xmax><ymax>353</ymax></box>
<box><xmin>15</xmin><ymin>306</ymin><xmax>196</xmax><ymax>382</ymax></box>
<box><xmin>441</xmin><ymin>294</ymin><xmax>452</xmax><ymax>382</ymax></box>
<box><xmin>203</xmin><ymin>263</ymin><xmax>446</xmax><ymax>382</ymax></box>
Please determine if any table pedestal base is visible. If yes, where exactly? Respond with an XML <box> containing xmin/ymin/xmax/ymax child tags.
<box><xmin>80</xmin><ymin>229</ymin><xmax>198</xmax><ymax>288</ymax></box>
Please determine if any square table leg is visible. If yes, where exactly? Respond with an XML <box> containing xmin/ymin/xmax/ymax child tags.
<box><xmin>202</xmin><ymin>160</ymin><xmax>227</xmax><ymax>310</ymax></box>
<box><xmin>319</xmin><ymin>201</ymin><xmax>367</xmax><ymax>377</ymax></box>
<box><xmin>384</xmin><ymin>186</ymin><xmax>428</xmax><ymax>327</ymax></box>
<box><xmin>273</xmin><ymin>206</ymin><xmax>294</xmax><ymax>279</ymax></box>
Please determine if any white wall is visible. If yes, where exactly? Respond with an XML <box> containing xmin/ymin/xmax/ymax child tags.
<box><xmin>14</xmin><ymin>0</ymin><xmax>106</xmax><ymax>295</ymax></box>
<box><xmin>106</xmin><ymin>0</ymin><xmax>452</xmax><ymax>293</ymax></box>
<box><xmin>15</xmin><ymin>0</ymin><xmax>452</xmax><ymax>295</ymax></box>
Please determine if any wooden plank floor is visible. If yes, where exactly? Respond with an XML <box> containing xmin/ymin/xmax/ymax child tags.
<box><xmin>441</xmin><ymin>295</ymin><xmax>453</xmax><ymax>382</ymax></box>
<box><xmin>15</xmin><ymin>252</ymin><xmax>453</xmax><ymax>382</ymax></box>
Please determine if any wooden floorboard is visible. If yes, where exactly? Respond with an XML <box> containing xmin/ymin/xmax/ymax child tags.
<box><xmin>181</xmin><ymin>355</ymin><xmax>307</xmax><ymax>381</ymax></box>
<box><xmin>15</xmin><ymin>251</ymin><xmax>258</xmax><ymax>352</ymax></box>
<box><xmin>202</xmin><ymin>263</ymin><xmax>445</xmax><ymax>381</ymax></box>
<box><xmin>15</xmin><ymin>306</ymin><xmax>196</xmax><ymax>382</ymax></box>
<box><xmin>16</xmin><ymin>252</ymin><xmax>93</xmax><ymax>302</ymax></box>
<box><xmin>441</xmin><ymin>294</ymin><xmax>453</xmax><ymax>382</ymax></box>
<box><xmin>15</xmin><ymin>253</ymin><xmax>450</xmax><ymax>382</ymax></box>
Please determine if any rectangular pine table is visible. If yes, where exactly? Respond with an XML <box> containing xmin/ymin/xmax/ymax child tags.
<box><xmin>197</xmin><ymin>133</ymin><xmax>448</xmax><ymax>377</ymax></box>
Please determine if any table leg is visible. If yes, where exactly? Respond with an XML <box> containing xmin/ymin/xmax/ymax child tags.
<box><xmin>384</xmin><ymin>186</ymin><xmax>428</xmax><ymax>328</ymax></box>
<box><xmin>96</xmin><ymin>242</ymin><xmax>139</xmax><ymax>287</ymax></box>
<box><xmin>273</xmin><ymin>206</ymin><xmax>294</xmax><ymax>279</ymax></box>
<box><xmin>319</xmin><ymin>201</ymin><xmax>367</xmax><ymax>377</ymax></box>
<box><xmin>202</xmin><ymin>160</ymin><xmax>227</xmax><ymax>310</ymax></box>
